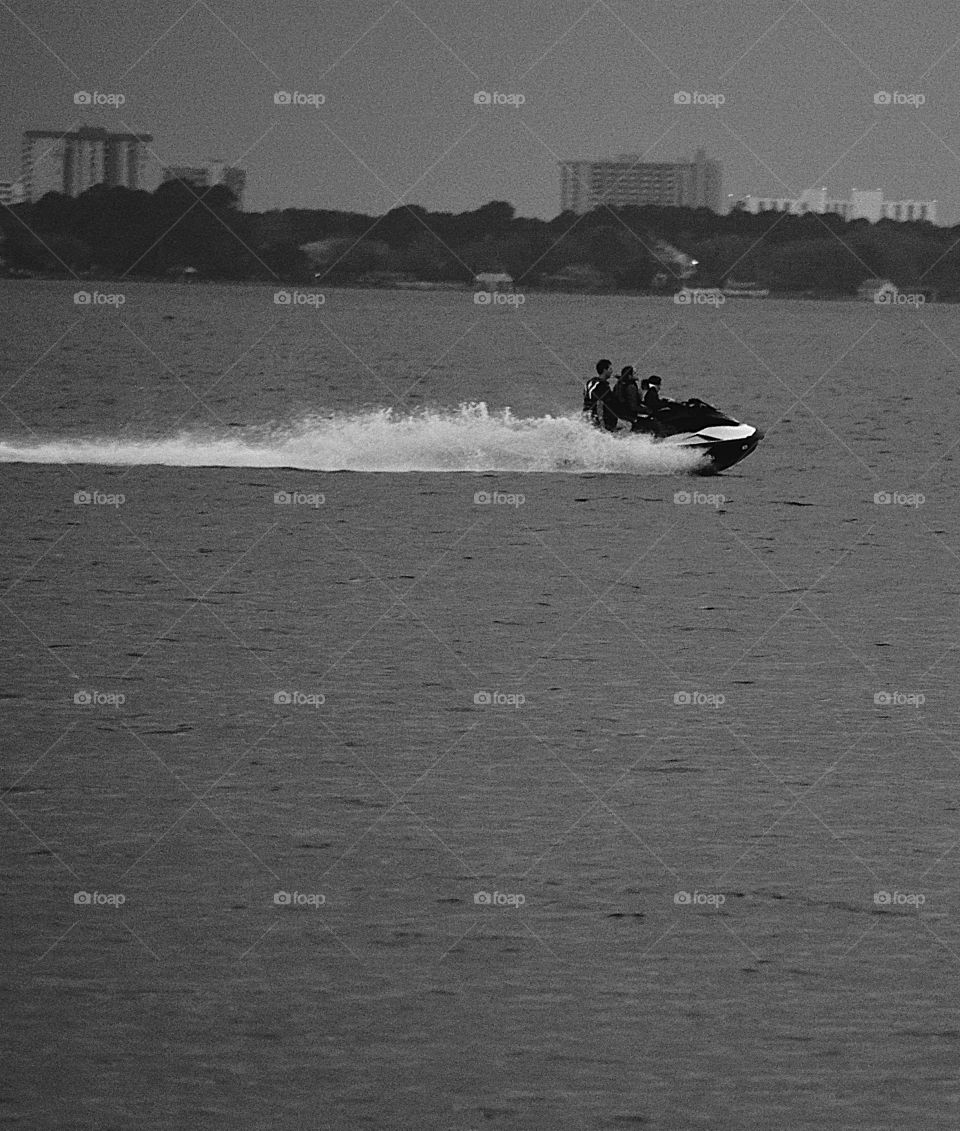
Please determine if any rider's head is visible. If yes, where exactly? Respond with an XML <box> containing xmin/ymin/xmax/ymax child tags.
<box><xmin>640</xmin><ymin>378</ymin><xmax>649</xmax><ymax>390</ymax></box>
<box><xmin>620</xmin><ymin>366</ymin><xmax>635</xmax><ymax>379</ymax></box>
<box><xmin>648</xmin><ymin>374</ymin><xmax>662</xmax><ymax>387</ymax></box>
<box><xmin>596</xmin><ymin>359</ymin><xmax>612</xmax><ymax>377</ymax></box>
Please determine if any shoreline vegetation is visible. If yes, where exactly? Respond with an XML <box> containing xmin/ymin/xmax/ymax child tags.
<box><xmin>1</xmin><ymin>182</ymin><xmax>957</xmax><ymax>299</ymax></box>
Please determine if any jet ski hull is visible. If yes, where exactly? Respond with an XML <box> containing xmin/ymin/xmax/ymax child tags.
<box><xmin>628</xmin><ymin>401</ymin><xmax>764</xmax><ymax>474</ymax></box>
<box><xmin>659</xmin><ymin>424</ymin><xmax>764</xmax><ymax>474</ymax></box>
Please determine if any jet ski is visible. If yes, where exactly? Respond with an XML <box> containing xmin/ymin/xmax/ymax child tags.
<box><xmin>631</xmin><ymin>398</ymin><xmax>763</xmax><ymax>474</ymax></box>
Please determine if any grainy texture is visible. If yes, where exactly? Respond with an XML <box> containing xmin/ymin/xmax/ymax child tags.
<box><xmin>2</xmin><ymin>282</ymin><xmax>959</xmax><ymax>1129</ymax></box>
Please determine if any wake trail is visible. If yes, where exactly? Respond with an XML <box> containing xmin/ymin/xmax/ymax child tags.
<box><xmin>0</xmin><ymin>404</ymin><xmax>706</xmax><ymax>474</ymax></box>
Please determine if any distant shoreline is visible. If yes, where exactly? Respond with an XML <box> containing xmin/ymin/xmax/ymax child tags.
<box><xmin>0</xmin><ymin>275</ymin><xmax>951</xmax><ymax>303</ymax></box>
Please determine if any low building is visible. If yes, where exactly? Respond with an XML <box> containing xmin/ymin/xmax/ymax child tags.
<box><xmin>474</xmin><ymin>272</ymin><xmax>513</xmax><ymax>291</ymax></box>
<box><xmin>738</xmin><ymin>187</ymin><xmax>936</xmax><ymax>224</ymax></box>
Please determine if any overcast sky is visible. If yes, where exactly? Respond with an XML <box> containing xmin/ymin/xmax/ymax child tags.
<box><xmin>2</xmin><ymin>0</ymin><xmax>959</xmax><ymax>220</ymax></box>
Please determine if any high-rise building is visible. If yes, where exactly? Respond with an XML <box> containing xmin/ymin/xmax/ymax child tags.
<box><xmin>738</xmin><ymin>186</ymin><xmax>937</xmax><ymax>224</ymax></box>
<box><xmin>161</xmin><ymin>161</ymin><xmax>246</xmax><ymax>207</ymax></box>
<box><xmin>21</xmin><ymin>127</ymin><xmax>153</xmax><ymax>201</ymax></box>
<box><xmin>559</xmin><ymin>148</ymin><xmax>722</xmax><ymax>214</ymax></box>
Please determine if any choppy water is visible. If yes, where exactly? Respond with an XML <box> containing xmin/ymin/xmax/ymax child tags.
<box><xmin>0</xmin><ymin>403</ymin><xmax>706</xmax><ymax>473</ymax></box>
<box><xmin>3</xmin><ymin>281</ymin><xmax>960</xmax><ymax>1130</ymax></box>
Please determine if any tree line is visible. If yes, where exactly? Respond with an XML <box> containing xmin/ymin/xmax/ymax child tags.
<box><xmin>2</xmin><ymin>181</ymin><xmax>958</xmax><ymax>295</ymax></box>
